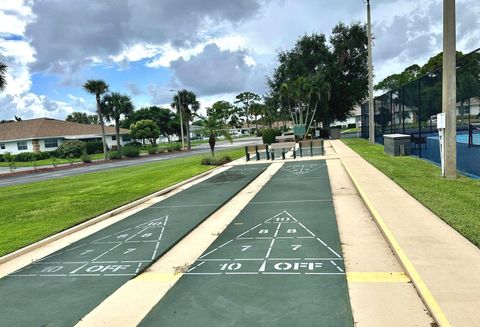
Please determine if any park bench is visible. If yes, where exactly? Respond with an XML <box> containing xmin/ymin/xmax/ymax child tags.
<box><xmin>299</xmin><ymin>139</ymin><xmax>325</xmax><ymax>157</ymax></box>
<box><xmin>276</xmin><ymin>135</ymin><xmax>295</xmax><ymax>143</ymax></box>
<box><xmin>270</xmin><ymin>142</ymin><xmax>296</xmax><ymax>160</ymax></box>
<box><xmin>245</xmin><ymin>144</ymin><xmax>270</xmax><ymax>161</ymax></box>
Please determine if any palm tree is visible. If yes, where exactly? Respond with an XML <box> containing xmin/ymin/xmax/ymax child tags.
<box><xmin>171</xmin><ymin>90</ymin><xmax>200</xmax><ymax>149</ymax></box>
<box><xmin>83</xmin><ymin>80</ymin><xmax>109</xmax><ymax>159</ymax></box>
<box><xmin>102</xmin><ymin>92</ymin><xmax>134</xmax><ymax>149</ymax></box>
<box><xmin>0</xmin><ymin>61</ymin><xmax>7</xmax><ymax>92</ymax></box>
<box><xmin>200</xmin><ymin>115</ymin><xmax>233</xmax><ymax>157</ymax></box>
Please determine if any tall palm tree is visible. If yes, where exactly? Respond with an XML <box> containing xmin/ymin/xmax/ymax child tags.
<box><xmin>83</xmin><ymin>80</ymin><xmax>109</xmax><ymax>159</ymax></box>
<box><xmin>0</xmin><ymin>61</ymin><xmax>7</xmax><ymax>92</ymax></box>
<box><xmin>102</xmin><ymin>92</ymin><xmax>134</xmax><ymax>149</ymax></box>
<box><xmin>171</xmin><ymin>90</ymin><xmax>200</xmax><ymax>149</ymax></box>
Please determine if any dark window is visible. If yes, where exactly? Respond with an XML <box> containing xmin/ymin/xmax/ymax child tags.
<box><xmin>17</xmin><ymin>141</ymin><xmax>28</xmax><ymax>151</ymax></box>
<box><xmin>0</xmin><ymin>144</ymin><xmax>5</xmax><ymax>150</ymax></box>
<box><xmin>122</xmin><ymin>135</ymin><xmax>131</xmax><ymax>142</ymax></box>
<box><xmin>44</xmin><ymin>139</ymin><xmax>58</xmax><ymax>148</ymax></box>
<box><xmin>111</xmin><ymin>135</ymin><xmax>117</xmax><ymax>141</ymax></box>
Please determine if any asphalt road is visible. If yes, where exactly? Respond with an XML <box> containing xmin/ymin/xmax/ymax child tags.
<box><xmin>0</xmin><ymin>137</ymin><xmax>261</xmax><ymax>188</ymax></box>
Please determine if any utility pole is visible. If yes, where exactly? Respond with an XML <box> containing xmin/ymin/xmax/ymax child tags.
<box><xmin>367</xmin><ymin>0</ymin><xmax>375</xmax><ymax>143</ymax></box>
<box><xmin>171</xmin><ymin>89</ymin><xmax>185</xmax><ymax>151</ymax></box>
<box><xmin>442</xmin><ymin>0</ymin><xmax>457</xmax><ymax>178</ymax></box>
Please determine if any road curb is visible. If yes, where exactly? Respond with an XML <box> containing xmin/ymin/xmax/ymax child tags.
<box><xmin>340</xmin><ymin>158</ymin><xmax>452</xmax><ymax>327</ymax></box>
<box><xmin>0</xmin><ymin>167</ymin><xmax>222</xmax><ymax>265</ymax></box>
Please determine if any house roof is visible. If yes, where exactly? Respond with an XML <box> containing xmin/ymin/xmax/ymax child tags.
<box><xmin>0</xmin><ymin>118</ymin><xmax>129</xmax><ymax>142</ymax></box>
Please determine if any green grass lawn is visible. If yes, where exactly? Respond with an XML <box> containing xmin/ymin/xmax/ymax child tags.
<box><xmin>0</xmin><ymin>153</ymin><xmax>105</xmax><ymax>168</ymax></box>
<box><xmin>342</xmin><ymin>138</ymin><xmax>480</xmax><ymax>248</ymax></box>
<box><xmin>0</xmin><ymin>148</ymin><xmax>245</xmax><ymax>256</ymax></box>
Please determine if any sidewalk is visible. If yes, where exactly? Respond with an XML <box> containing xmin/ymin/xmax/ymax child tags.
<box><xmin>332</xmin><ymin>140</ymin><xmax>480</xmax><ymax>327</ymax></box>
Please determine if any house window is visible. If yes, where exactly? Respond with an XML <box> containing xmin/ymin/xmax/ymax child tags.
<box><xmin>0</xmin><ymin>144</ymin><xmax>5</xmax><ymax>150</ymax></box>
<box><xmin>111</xmin><ymin>135</ymin><xmax>117</xmax><ymax>141</ymax></box>
<box><xmin>44</xmin><ymin>139</ymin><xmax>58</xmax><ymax>148</ymax></box>
<box><xmin>17</xmin><ymin>141</ymin><xmax>28</xmax><ymax>151</ymax></box>
<box><xmin>122</xmin><ymin>135</ymin><xmax>131</xmax><ymax>142</ymax></box>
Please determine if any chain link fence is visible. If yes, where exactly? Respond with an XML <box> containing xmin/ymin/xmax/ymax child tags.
<box><xmin>360</xmin><ymin>48</ymin><xmax>480</xmax><ymax>177</ymax></box>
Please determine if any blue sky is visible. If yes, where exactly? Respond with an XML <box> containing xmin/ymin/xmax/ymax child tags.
<box><xmin>0</xmin><ymin>0</ymin><xmax>479</xmax><ymax>121</ymax></box>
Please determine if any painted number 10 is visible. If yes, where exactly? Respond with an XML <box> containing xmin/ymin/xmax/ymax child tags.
<box><xmin>220</xmin><ymin>263</ymin><xmax>242</xmax><ymax>271</ymax></box>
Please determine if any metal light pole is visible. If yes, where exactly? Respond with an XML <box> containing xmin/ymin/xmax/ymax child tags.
<box><xmin>442</xmin><ymin>0</ymin><xmax>457</xmax><ymax>178</ymax></box>
<box><xmin>171</xmin><ymin>89</ymin><xmax>185</xmax><ymax>150</ymax></box>
<box><xmin>366</xmin><ymin>0</ymin><xmax>375</xmax><ymax>143</ymax></box>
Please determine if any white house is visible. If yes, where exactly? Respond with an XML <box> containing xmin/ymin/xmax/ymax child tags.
<box><xmin>0</xmin><ymin>118</ymin><xmax>131</xmax><ymax>155</ymax></box>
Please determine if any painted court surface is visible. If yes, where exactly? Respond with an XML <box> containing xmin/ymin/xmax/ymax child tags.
<box><xmin>0</xmin><ymin>165</ymin><xmax>266</xmax><ymax>327</ymax></box>
<box><xmin>140</xmin><ymin>161</ymin><xmax>353</xmax><ymax>326</ymax></box>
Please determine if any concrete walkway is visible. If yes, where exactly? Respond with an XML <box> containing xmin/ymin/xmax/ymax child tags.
<box><xmin>332</xmin><ymin>140</ymin><xmax>480</xmax><ymax>327</ymax></box>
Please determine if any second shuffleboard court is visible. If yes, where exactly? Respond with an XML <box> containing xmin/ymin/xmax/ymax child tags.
<box><xmin>0</xmin><ymin>164</ymin><xmax>268</xmax><ymax>327</ymax></box>
<box><xmin>139</xmin><ymin>161</ymin><xmax>354</xmax><ymax>327</ymax></box>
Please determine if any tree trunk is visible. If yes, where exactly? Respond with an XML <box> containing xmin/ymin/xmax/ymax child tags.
<box><xmin>209</xmin><ymin>133</ymin><xmax>216</xmax><ymax>157</ymax></box>
<box><xmin>96</xmin><ymin>95</ymin><xmax>108</xmax><ymax>160</ymax></box>
<box><xmin>115</xmin><ymin>119</ymin><xmax>121</xmax><ymax>150</ymax></box>
<box><xmin>186</xmin><ymin>122</ymin><xmax>191</xmax><ymax>149</ymax></box>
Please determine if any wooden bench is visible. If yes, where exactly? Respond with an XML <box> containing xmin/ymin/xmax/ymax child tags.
<box><xmin>269</xmin><ymin>142</ymin><xmax>296</xmax><ymax>160</ymax></box>
<box><xmin>299</xmin><ymin>139</ymin><xmax>324</xmax><ymax>157</ymax></box>
<box><xmin>276</xmin><ymin>135</ymin><xmax>295</xmax><ymax>143</ymax></box>
<box><xmin>245</xmin><ymin>144</ymin><xmax>269</xmax><ymax>161</ymax></box>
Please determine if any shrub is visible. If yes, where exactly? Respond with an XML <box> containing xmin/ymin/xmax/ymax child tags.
<box><xmin>108</xmin><ymin>151</ymin><xmax>122</xmax><ymax>160</ymax></box>
<box><xmin>201</xmin><ymin>155</ymin><xmax>232</xmax><ymax>166</ymax></box>
<box><xmin>3</xmin><ymin>152</ymin><xmax>16</xmax><ymax>172</ymax></box>
<box><xmin>166</xmin><ymin>143</ymin><xmax>181</xmax><ymax>152</ymax></box>
<box><xmin>56</xmin><ymin>140</ymin><xmax>87</xmax><ymax>158</ymax></box>
<box><xmin>145</xmin><ymin>144</ymin><xmax>158</xmax><ymax>154</ymax></box>
<box><xmin>85</xmin><ymin>141</ymin><xmax>103</xmax><ymax>154</ymax></box>
<box><xmin>262</xmin><ymin>129</ymin><xmax>278</xmax><ymax>144</ymax></box>
<box><xmin>0</xmin><ymin>154</ymin><xmax>4</xmax><ymax>162</ymax></box>
<box><xmin>121</xmin><ymin>145</ymin><xmax>140</xmax><ymax>158</ymax></box>
<box><xmin>14</xmin><ymin>152</ymin><xmax>35</xmax><ymax>162</ymax></box>
<box><xmin>81</xmin><ymin>154</ymin><xmax>92</xmax><ymax>163</ymax></box>
<box><xmin>125</xmin><ymin>141</ymin><xmax>142</xmax><ymax>148</ymax></box>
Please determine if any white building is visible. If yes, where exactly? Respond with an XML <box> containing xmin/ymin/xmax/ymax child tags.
<box><xmin>0</xmin><ymin>118</ymin><xmax>131</xmax><ymax>155</ymax></box>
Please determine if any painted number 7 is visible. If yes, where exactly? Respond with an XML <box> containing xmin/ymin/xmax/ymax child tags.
<box><xmin>241</xmin><ymin>245</ymin><xmax>251</xmax><ymax>252</ymax></box>
<box><xmin>123</xmin><ymin>248</ymin><xmax>136</xmax><ymax>254</ymax></box>
<box><xmin>291</xmin><ymin>244</ymin><xmax>301</xmax><ymax>251</ymax></box>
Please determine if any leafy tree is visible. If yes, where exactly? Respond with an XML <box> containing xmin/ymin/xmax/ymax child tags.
<box><xmin>66</xmin><ymin>112</ymin><xmax>99</xmax><ymax>124</ymax></box>
<box><xmin>375</xmin><ymin>64</ymin><xmax>421</xmax><ymax>92</ymax></box>
<box><xmin>102</xmin><ymin>92</ymin><xmax>134</xmax><ymax>149</ymax></box>
<box><xmin>130</xmin><ymin>119</ymin><xmax>160</xmax><ymax>145</ymax></box>
<box><xmin>0</xmin><ymin>61</ymin><xmax>6</xmax><ymax>93</ymax></box>
<box><xmin>207</xmin><ymin>100</ymin><xmax>234</xmax><ymax>124</ymax></box>
<box><xmin>267</xmin><ymin>22</ymin><xmax>367</xmax><ymax>130</ymax></box>
<box><xmin>122</xmin><ymin>106</ymin><xmax>180</xmax><ymax>142</ymax></box>
<box><xmin>171</xmin><ymin>90</ymin><xmax>200</xmax><ymax>149</ymax></box>
<box><xmin>234</xmin><ymin>92</ymin><xmax>261</xmax><ymax>128</ymax></box>
<box><xmin>83</xmin><ymin>80</ymin><xmax>109</xmax><ymax>159</ymax></box>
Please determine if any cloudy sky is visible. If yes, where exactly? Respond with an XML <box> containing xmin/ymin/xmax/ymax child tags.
<box><xmin>0</xmin><ymin>0</ymin><xmax>479</xmax><ymax>121</ymax></box>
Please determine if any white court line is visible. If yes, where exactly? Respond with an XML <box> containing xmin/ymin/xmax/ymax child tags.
<box><xmin>70</xmin><ymin>263</ymin><xmax>89</xmax><ymax>274</ymax></box>
<box><xmin>250</xmin><ymin>199</ymin><xmax>332</xmax><ymax>205</ymax></box>
<box><xmin>91</xmin><ymin>243</ymin><xmax>123</xmax><ymax>261</ymax></box>
<box><xmin>185</xmin><ymin>272</ymin><xmax>222</xmax><ymax>275</ymax></box>
<box><xmin>259</xmin><ymin>223</ymin><xmax>281</xmax><ymax>272</ymax></box>
<box><xmin>135</xmin><ymin>263</ymin><xmax>143</xmax><ymax>274</ymax></box>
<box><xmin>314</xmin><ymin>237</ymin><xmax>342</xmax><ymax>258</ymax></box>
<box><xmin>225</xmin><ymin>272</ymin><xmax>258</xmax><ymax>275</ymax></box>
<box><xmin>186</xmin><ymin>261</ymin><xmax>205</xmax><ymax>273</ymax></box>
<box><xmin>330</xmin><ymin>260</ymin><xmax>344</xmax><ymax>273</ymax></box>
<box><xmin>218</xmin><ymin>239</ymin><xmax>233</xmax><ymax>249</ymax></box>
<box><xmin>236</xmin><ymin>223</ymin><xmax>262</xmax><ymax>238</ymax></box>
<box><xmin>149</xmin><ymin>203</ymin><xmax>222</xmax><ymax>209</ymax></box>
<box><xmin>262</xmin><ymin>272</ymin><xmax>301</xmax><ymax>275</ymax></box>
<box><xmin>304</xmin><ymin>258</ymin><xmax>343</xmax><ymax>261</ymax></box>
<box><xmin>125</xmin><ymin>227</ymin><xmax>149</xmax><ymax>242</ymax></box>
<box><xmin>297</xmin><ymin>222</ymin><xmax>315</xmax><ymax>236</ymax></box>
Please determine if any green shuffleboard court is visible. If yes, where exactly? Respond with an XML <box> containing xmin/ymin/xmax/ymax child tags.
<box><xmin>0</xmin><ymin>165</ymin><xmax>267</xmax><ymax>327</ymax></box>
<box><xmin>139</xmin><ymin>161</ymin><xmax>354</xmax><ymax>327</ymax></box>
